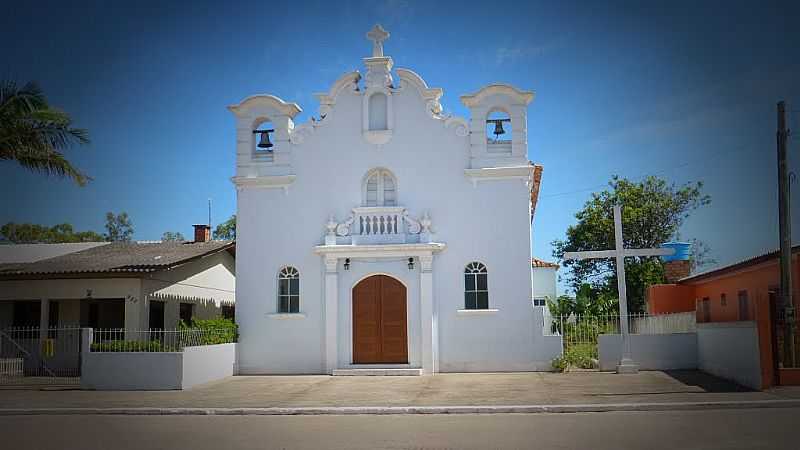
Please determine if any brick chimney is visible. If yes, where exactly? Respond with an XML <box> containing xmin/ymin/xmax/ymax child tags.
<box><xmin>193</xmin><ymin>224</ymin><xmax>211</xmax><ymax>243</ymax></box>
<box><xmin>664</xmin><ymin>260</ymin><xmax>691</xmax><ymax>283</ymax></box>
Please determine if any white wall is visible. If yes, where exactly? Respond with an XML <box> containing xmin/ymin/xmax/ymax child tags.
<box><xmin>181</xmin><ymin>343</ymin><xmax>236</xmax><ymax>389</ymax></box>
<box><xmin>81</xmin><ymin>351</ymin><xmax>183</xmax><ymax>390</ymax></box>
<box><xmin>598</xmin><ymin>333</ymin><xmax>698</xmax><ymax>371</ymax></box>
<box><xmin>532</xmin><ymin>266</ymin><xmax>557</xmax><ymax>302</ymax></box>
<box><xmin>235</xmin><ymin>67</ymin><xmax>536</xmax><ymax>373</ymax></box>
<box><xmin>81</xmin><ymin>343</ymin><xmax>237</xmax><ymax>390</ymax></box>
<box><xmin>697</xmin><ymin>322</ymin><xmax>762</xmax><ymax>390</ymax></box>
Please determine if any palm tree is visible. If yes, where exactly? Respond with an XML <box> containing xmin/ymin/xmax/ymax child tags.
<box><xmin>0</xmin><ymin>80</ymin><xmax>90</xmax><ymax>185</ymax></box>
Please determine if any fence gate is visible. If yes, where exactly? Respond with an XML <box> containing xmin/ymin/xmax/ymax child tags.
<box><xmin>0</xmin><ymin>327</ymin><xmax>82</xmax><ymax>387</ymax></box>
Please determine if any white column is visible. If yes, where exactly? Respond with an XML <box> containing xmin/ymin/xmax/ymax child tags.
<box><xmin>39</xmin><ymin>298</ymin><xmax>50</xmax><ymax>340</ymax></box>
<box><xmin>420</xmin><ymin>254</ymin><xmax>437</xmax><ymax>374</ymax></box>
<box><xmin>613</xmin><ymin>205</ymin><xmax>639</xmax><ymax>374</ymax></box>
<box><xmin>324</xmin><ymin>255</ymin><xmax>339</xmax><ymax>374</ymax></box>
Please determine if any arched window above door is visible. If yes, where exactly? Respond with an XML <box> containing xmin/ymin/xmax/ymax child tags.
<box><xmin>362</xmin><ymin>168</ymin><xmax>397</xmax><ymax>207</ymax></box>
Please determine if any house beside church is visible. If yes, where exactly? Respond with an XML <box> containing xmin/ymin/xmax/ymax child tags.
<box><xmin>230</xmin><ymin>25</ymin><xmax>560</xmax><ymax>375</ymax></box>
<box><xmin>0</xmin><ymin>226</ymin><xmax>235</xmax><ymax>331</ymax></box>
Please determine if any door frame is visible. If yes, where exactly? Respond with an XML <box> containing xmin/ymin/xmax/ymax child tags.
<box><xmin>351</xmin><ymin>273</ymin><xmax>409</xmax><ymax>364</ymax></box>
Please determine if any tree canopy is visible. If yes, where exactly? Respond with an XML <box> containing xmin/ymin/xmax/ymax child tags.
<box><xmin>0</xmin><ymin>80</ymin><xmax>90</xmax><ymax>185</ymax></box>
<box><xmin>161</xmin><ymin>231</ymin><xmax>185</xmax><ymax>242</ymax></box>
<box><xmin>104</xmin><ymin>212</ymin><xmax>134</xmax><ymax>242</ymax></box>
<box><xmin>213</xmin><ymin>215</ymin><xmax>236</xmax><ymax>240</ymax></box>
<box><xmin>0</xmin><ymin>222</ymin><xmax>103</xmax><ymax>243</ymax></box>
<box><xmin>552</xmin><ymin>176</ymin><xmax>710</xmax><ymax>313</ymax></box>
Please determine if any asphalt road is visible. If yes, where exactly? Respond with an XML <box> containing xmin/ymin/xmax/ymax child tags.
<box><xmin>2</xmin><ymin>408</ymin><xmax>795</xmax><ymax>449</ymax></box>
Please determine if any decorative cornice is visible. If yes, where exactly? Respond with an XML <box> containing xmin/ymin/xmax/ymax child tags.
<box><xmin>231</xmin><ymin>175</ymin><xmax>296</xmax><ymax>193</ymax></box>
<box><xmin>464</xmin><ymin>165</ymin><xmax>534</xmax><ymax>186</ymax></box>
<box><xmin>396</xmin><ymin>68</ymin><xmax>443</xmax><ymax>116</ymax></box>
<box><xmin>313</xmin><ymin>71</ymin><xmax>361</xmax><ymax>111</ymax></box>
<box><xmin>313</xmin><ymin>243</ymin><xmax>446</xmax><ymax>258</ymax></box>
<box><xmin>228</xmin><ymin>94</ymin><xmax>302</xmax><ymax>118</ymax></box>
<box><xmin>460</xmin><ymin>84</ymin><xmax>534</xmax><ymax>108</ymax></box>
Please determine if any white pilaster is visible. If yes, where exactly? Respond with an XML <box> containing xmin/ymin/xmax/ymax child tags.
<box><xmin>324</xmin><ymin>255</ymin><xmax>339</xmax><ymax>373</ymax></box>
<box><xmin>419</xmin><ymin>254</ymin><xmax>437</xmax><ymax>374</ymax></box>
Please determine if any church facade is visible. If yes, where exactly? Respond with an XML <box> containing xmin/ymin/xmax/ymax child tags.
<box><xmin>230</xmin><ymin>26</ymin><xmax>561</xmax><ymax>374</ymax></box>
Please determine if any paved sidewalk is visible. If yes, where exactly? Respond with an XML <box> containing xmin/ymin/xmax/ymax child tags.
<box><xmin>1</xmin><ymin>370</ymin><xmax>798</xmax><ymax>411</ymax></box>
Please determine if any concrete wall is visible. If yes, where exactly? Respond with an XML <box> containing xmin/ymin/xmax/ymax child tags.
<box><xmin>598</xmin><ymin>333</ymin><xmax>697</xmax><ymax>371</ymax></box>
<box><xmin>697</xmin><ymin>321</ymin><xmax>762</xmax><ymax>390</ymax></box>
<box><xmin>81</xmin><ymin>351</ymin><xmax>183</xmax><ymax>390</ymax></box>
<box><xmin>181</xmin><ymin>343</ymin><xmax>236</xmax><ymax>389</ymax></box>
<box><xmin>81</xmin><ymin>343</ymin><xmax>237</xmax><ymax>390</ymax></box>
<box><xmin>532</xmin><ymin>266</ymin><xmax>557</xmax><ymax>303</ymax></box>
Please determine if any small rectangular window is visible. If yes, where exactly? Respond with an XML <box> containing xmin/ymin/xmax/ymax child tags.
<box><xmin>720</xmin><ymin>293</ymin><xmax>727</xmax><ymax>307</ymax></box>
<box><xmin>533</xmin><ymin>298</ymin><xmax>547</xmax><ymax>307</ymax></box>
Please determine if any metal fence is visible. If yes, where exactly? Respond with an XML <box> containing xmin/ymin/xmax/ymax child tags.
<box><xmin>543</xmin><ymin>312</ymin><xmax>697</xmax><ymax>369</ymax></box>
<box><xmin>0</xmin><ymin>327</ymin><xmax>82</xmax><ymax>386</ymax></box>
<box><xmin>91</xmin><ymin>328</ymin><xmax>237</xmax><ymax>352</ymax></box>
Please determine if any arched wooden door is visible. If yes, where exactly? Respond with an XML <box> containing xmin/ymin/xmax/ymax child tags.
<box><xmin>352</xmin><ymin>275</ymin><xmax>408</xmax><ymax>364</ymax></box>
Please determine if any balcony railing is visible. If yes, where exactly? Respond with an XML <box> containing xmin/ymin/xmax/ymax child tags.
<box><xmin>325</xmin><ymin>206</ymin><xmax>432</xmax><ymax>245</ymax></box>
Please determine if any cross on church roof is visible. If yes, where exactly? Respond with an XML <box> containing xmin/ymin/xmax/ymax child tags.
<box><xmin>366</xmin><ymin>24</ymin><xmax>390</xmax><ymax>57</ymax></box>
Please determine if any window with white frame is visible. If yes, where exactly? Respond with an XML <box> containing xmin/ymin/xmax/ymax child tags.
<box><xmin>363</xmin><ymin>168</ymin><xmax>397</xmax><ymax>206</ymax></box>
<box><xmin>464</xmin><ymin>262</ymin><xmax>489</xmax><ymax>310</ymax></box>
<box><xmin>278</xmin><ymin>266</ymin><xmax>300</xmax><ymax>313</ymax></box>
<box><xmin>533</xmin><ymin>297</ymin><xmax>547</xmax><ymax>307</ymax></box>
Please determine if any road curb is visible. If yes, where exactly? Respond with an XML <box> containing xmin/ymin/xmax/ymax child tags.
<box><xmin>2</xmin><ymin>400</ymin><xmax>800</xmax><ymax>416</ymax></box>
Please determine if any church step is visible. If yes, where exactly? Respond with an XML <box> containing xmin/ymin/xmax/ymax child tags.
<box><xmin>332</xmin><ymin>368</ymin><xmax>423</xmax><ymax>376</ymax></box>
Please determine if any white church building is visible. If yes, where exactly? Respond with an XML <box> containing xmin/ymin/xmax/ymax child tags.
<box><xmin>230</xmin><ymin>25</ymin><xmax>561</xmax><ymax>375</ymax></box>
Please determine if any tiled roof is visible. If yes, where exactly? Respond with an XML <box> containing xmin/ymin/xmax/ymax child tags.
<box><xmin>531</xmin><ymin>258</ymin><xmax>559</xmax><ymax>269</ymax></box>
<box><xmin>0</xmin><ymin>242</ymin><xmax>109</xmax><ymax>263</ymax></box>
<box><xmin>679</xmin><ymin>245</ymin><xmax>800</xmax><ymax>284</ymax></box>
<box><xmin>0</xmin><ymin>241</ymin><xmax>234</xmax><ymax>279</ymax></box>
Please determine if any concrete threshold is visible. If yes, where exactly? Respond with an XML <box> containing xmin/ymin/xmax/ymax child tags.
<box><xmin>331</xmin><ymin>368</ymin><xmax>423</xmax><ymax>376</ymax></box>
<box><xmin>2</xmin><ymin>399</ymin><xmax>800</xmax><ymax>416</ymax></box>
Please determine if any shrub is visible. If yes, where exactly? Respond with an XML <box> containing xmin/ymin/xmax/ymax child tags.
<box><xmin>551</xmin><ymin>356</ymin><xmax>568</xmax><ymax>372</ymax></box>
<box><xmin>178</xmin><ymin>317</ymin><xmax>238</xmax><ymax>345</ymax></box>
<box><xmin>90</xmin><ymin>340</ymin><xmax>173</xmax><ymax>352</ymax></box>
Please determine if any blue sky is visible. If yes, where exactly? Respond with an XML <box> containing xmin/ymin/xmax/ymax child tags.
<box><xmin>2</xmin><ymin>0</ymin><xmax>799</xmax><ymax>293</ymax></box>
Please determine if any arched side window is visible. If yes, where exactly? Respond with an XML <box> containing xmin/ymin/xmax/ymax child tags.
<box><xmin>363</xmin><ymin>168</ymin><xmax>397</xmax><ymax>207</ymax></box>
<box><xmin>278</xmin><ymin>266</ymin><xmax>300</xmax><ymax>313</ymax></box>
<box><xmin>464</xmin><ymin>262</ymin><xmax>489</xmax><ymax>310</ymax></box>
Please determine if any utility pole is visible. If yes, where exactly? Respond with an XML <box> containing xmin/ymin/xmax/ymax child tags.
<box><xmin>777</xmin><ymin>101</ymin><xmax>795</xmax><ymax>367</ymax></box>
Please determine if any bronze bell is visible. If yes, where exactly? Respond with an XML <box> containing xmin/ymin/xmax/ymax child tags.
<box><xmin>492</xmin><ymin>120</ymin><xmax>506</xmax><ymax>138</ymax></box>
<box><xmin>256</xmin><ymin>129</ymin><xmax>274</xmax><ymax>149</ymax></box>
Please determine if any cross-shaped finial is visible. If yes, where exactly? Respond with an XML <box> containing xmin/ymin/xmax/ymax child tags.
<box><xmin>366</xmin><ymin>24</ymin><xmax>390</xmax><ymax>57</ymax></box>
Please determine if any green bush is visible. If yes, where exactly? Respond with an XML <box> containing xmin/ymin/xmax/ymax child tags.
<box><xmin>564</xmin><ymin>344</ymin><xmax>597</xmax><ymax>369</ymax></box>
<box><xmin>90</xmin><ymin>340</ymin><xmax>175</xmax><ymax>352</ymax></box>
<box><xmin>551</xmin><ymin>356</ymin><xmax>568</xmax><ymax>372</ymax></box>
<box><xmin>178</xmin><ymin>317</ymin><xmax>238</xmax><ymax>345</ymax></box>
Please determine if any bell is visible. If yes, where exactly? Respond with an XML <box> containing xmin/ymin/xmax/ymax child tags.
<box><xmin>256</xmin><ymin>130</ymin><xmax>274</xmax><ymax>149</ymax></box>
<box><xmin>492</xmin><ymin>120</ymin><xmax>506</xmax><ymax>138</ymax></box>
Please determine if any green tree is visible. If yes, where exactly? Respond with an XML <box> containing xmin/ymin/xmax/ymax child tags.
<box><xmin>552</xmin><ymin>176</ymin><xmax>710</xmax><ymax>314</ymax></box>
<box><xmin>0</xmin><ymin>222</ymin><xmax>103</xmax><ymax>243</ymax></box>
<box><xmin>104</xmin><ymin>212</ymin><xmax>134</xmax><ymax>242</ymax></box>
<box><xmin>0</xmin><ymin>80</ymin><xmax>90</xmax><ymax>185</ymax></box>
<box><xmin>161</xmin><ymin>231</ymin><xmax>185</xmax><ymax>242</ymax></box>
<box><xmin>213</xmin><ymin>215</ymin><xmax>236</xmax><ymax>240</ymax></box>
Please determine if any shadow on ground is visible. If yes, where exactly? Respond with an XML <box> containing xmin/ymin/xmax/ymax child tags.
<box><xmin>662</xmin><ymin>370</ymin><xmax>753</xmax><ymax>392</ymax></box>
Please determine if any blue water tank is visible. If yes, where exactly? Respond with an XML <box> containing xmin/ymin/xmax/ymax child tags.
<box><xmin>660</xmin><ymin>242</ymin><xmax>692</xmax><ymax>262</ymax></box>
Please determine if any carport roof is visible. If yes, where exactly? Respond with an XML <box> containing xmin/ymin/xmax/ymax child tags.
<box><xmin>0</xmin><ymin>240</ymin><xmax>234</xmax><ymax>279</ymax></box>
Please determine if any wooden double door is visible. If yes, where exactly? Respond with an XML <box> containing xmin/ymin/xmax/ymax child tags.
<box><xmin>352</xmin><ymin>275</ymin><xmax>408</xmax><ymax>364</ymax></box>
